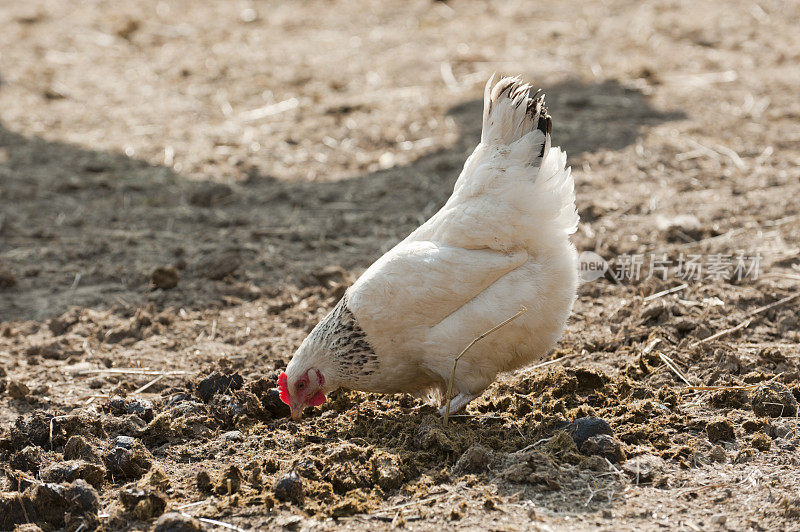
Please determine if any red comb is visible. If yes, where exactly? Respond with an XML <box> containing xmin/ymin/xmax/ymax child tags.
<box><xmin>277</xmin><ymin>372</ymin><xmax>290</xmax><ymax>405</ymax></box>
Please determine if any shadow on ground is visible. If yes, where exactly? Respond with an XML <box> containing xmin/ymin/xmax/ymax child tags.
<box><xmin>0</xmin><ymin>79</ymin><xmax>683</xmax><ymax>321</ymax></box>
<box><xmin>0</xmin><ymin>77</ymin><xmax>704</xmax><ymax>525</ymax></box>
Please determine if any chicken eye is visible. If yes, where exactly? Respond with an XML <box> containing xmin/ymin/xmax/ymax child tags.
<box><xmin>297</xmin><ymin>382</ymin><xmax>305</xmax><ymax>390</ymax></box>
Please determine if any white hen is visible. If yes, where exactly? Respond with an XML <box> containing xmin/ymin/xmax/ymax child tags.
<box><xmin>279</xmin><ymin>76</ymin><xmax>579</xmax><ymax>420</ymax></box>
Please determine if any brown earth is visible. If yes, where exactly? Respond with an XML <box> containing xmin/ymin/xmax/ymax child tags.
<box><xmin>1</xmin><ymin>0</ymin><xmax>799</xmax><ymax>530</ymax></box>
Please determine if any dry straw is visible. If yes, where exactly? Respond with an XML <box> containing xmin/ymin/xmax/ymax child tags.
<box><xmin>443</xmin><ymin>306</ymin><xmax>528</xmax><ymax>425</ymax></box>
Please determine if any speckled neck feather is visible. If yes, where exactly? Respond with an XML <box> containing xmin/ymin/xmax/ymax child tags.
<box><xmin>314</xmin><ymin>296</ymin><xmax>379</xmax><ymax>384</ymax></box>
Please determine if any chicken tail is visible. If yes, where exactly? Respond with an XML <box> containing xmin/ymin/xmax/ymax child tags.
<box><xmin>481</xmin><ymin>75</ymin><xmax>551</xmax><ymax>155</ymax></box>
<box><xmin>414</xmin><ymin>75</ymin><xmax>577</xmax><ymax>251</ymax></box>
<box><xmin>465</xmin><ymin>75</ymin><xmax>578</xmax><ymax>246</ymax></box>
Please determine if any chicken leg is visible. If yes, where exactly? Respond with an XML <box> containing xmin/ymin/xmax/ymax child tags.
<box><xmin>438</xmin><ymin>392</ymin><xmax>477</xmax><ymax>416</ymax></box>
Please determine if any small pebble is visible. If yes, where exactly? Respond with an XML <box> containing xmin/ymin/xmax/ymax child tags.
<box><xmin>565</xmin><ymin>417</ymin><xmax>613</xmax><ymax>448</ymax></box>
<box><xmin>710</xmin><ymin>514</ymin><xmax>727</xmax><ymax>525</ymax></box>
<box><xmin>621</xmin><ymin>454</ymin><xmax>665</xmax><ymax>483</ymax></box>
<box><xmin>221</xmin><ymin>430</ymin><xmax>244</xmax><ymax>442</ymax></box>
<box><xmin>115</xmin><ymin>435</ymin><xmax>136</xmax><ymax>449</ymax></box>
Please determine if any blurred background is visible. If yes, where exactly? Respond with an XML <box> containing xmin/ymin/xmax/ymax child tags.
<box><xmin>1</xmin><ymin>0</ymin><xmax>798</xmax><ymax>321</ymax></box>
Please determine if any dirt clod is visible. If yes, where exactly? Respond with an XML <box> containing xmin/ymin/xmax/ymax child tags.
<box><xmin>47</xmin><ymin>309</ymin><xmax>81</xmax><ymax>336</ymax></box>
<box><xmin>751</xmin><ymin>382</ymin><xmax>798</xmax><ymax>418</ymax></box>
<box><xmin>274</xmin><ymin>471</ymin><xmax>304</xmax><ymax>505</ymax></box>
<box><xmin>416</xmin><ymin>422</ymin><xmax>455</xmax><ymax>452</ymax></box>
<box><xmin>0</xmin><ymin>265</ymin><xmax>16</xmax><ymax>288</ymax></box>
<box><xmin>107</xmin><ymin>396</ymin><xmax>155</xmax><ymax>422</ymax></box>
<box><xmin>197</xmin><ymin>250</ymin><xmax>241</xmax><ymax>280</ymax></box>
<box><xmin>6</xmin><ymin>379</ymin><xmax>29</xmax><ymax>398</ymax></box>
<box><xmin>11</xmin><ymin>411</ymin><xmax>106</xmax><ymax>449</ymax></box>
<box><xmin>196</xmin><ymin>371</ymin><xmax>244</xmax><ymax>402</ymax></box>
<box><xmin>196</xmin><ymin>470</ymin><xmax>212</xmax><ymax>493</ymax></box>
<box><xmin>151</xmin><ymin>266</ymin><xmax>180</xmax><ymax>290</ymax></box>
<box><xmin>9</xmin><ymin>445</ymin><xmax>52</xmax><ymax>473</ymax></box>
<box><xmin>0</xmin><ymin>492</ymin><xmax>35</xmax><ymax>529</ymax></box>
<box><xmin>503</xmin><ymin>451</ymin><xmax>562</xmax><ymax>490</ymax></box>
<box><xmin>749</xmin><ymin>433</ymin><xmax>772</xmax><ymax>451</ymax></box>
<box><xmin>768</xmin><ymin>420</ymin><xmax>796</xmax><ymax>440</ymax></box>
<box><xmin>119</xmin><ymin>486</ymin><xmax>167</xmax><ymax>520</ymax></box>
<box><xmin>104</xmin><ymin>439</ymin><xmax>153</xmax><ymax>480</ymax></box>
<box><xmin>23</xmin><ymin>479</ymin><xmax>99</xmax><ymax>526</ymax></box>
<box><xmin>145</xmin><ymin>467</ymin><xmax>172</xmax><ymax>491</ymax></box>
<box><xmin>580</xmin><ymin>435</ymin><xmax>626</xmax><ymax>463</ymax></box>
<box><xmin>640</xmin><ymin>301</ymin><xmax>667</xmax><ymax>322</ymax></box>
<box><xmin>622</xmin><ymin>454</ymin><xmax>665</xmax><ymax>483</ymax></box>
<box><xmin>257</xmin><ymin>386</ymin><xmax>291</xmax><ymax>419</ymax></box>
<box><xmin>188</xmin><ymin>182</ymin><xmax>234</xmax><ymax>207</ymax></box>
<box><xmin>40</xmin><ymin>460</ymin><xmax>106</xmax><ymax>489</ymax></box>
<box><xmin>154</xmin><ymin>512</ymin><xmax>204</xmax><ymax>532</ymax></box>
<box><xmin>215</xmin><ymin>465</ymin><xmax>244</xmax><ymax>495</ymax></box>
<box><xmin>454</xmin><ymin>444</ymin><xmax>493</xmax><ymax>475</ymax></box>
<box><xmin>709</xmin><ymin>445</ymin><xmax>727</xmax><ymax>463</ymax></box>
<box><xmin>12</xmin><ymin>524</ymin><xmax>44</xmax><ymax>532</ymax></box>
<box><xmin>370</xmin><ymin>451</ymin><xmax>405</xmax><ymax>490</ymax></box>
<box><xmin>706</xmin><ymin>418</ymin><xmax>735</xmax><ymax>442</ymax></box>
<box><xmin>742</xmin><ymin>419</ymin><xmax>765</xmax><ymax>433</ymax></box>
<box><xmin>248</xmin><ymin>466</ymin><xmax>263</xmax><ymax>488</ymax></box>
<box><xmin>64</xmin><ymin>479</ymin><xmax>101</xmax><ymax>515</ymax></box>
<box><xmin>26</xmin><ymin>340</ymin><xmax>76</xmax><ymax>360</ymax></box>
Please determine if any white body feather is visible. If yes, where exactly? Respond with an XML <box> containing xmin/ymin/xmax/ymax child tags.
<box><xmin>287</xmin><ymin>76</ymin><xmax>579</xmax><ymax>404</ymax></box>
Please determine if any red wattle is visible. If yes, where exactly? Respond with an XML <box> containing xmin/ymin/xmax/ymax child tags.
<box><xmin>277</xmin><ymin>372</ymin><xmax>290</xmax><ymax>405</ymax></box>
<box><xmin>308</xmin><ymin>391</ymin><xmax>326</xmax><ymax>406</ymax></box>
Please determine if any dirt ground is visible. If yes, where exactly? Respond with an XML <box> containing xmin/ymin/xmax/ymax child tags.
<box><xmin>1</xmin><ymin>0</ymin><xmax>800</xmax><ymax>530</ymax></box>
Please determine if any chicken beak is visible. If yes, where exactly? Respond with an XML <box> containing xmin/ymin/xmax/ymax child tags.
<box><xmin>290</xmin><ymin>403</ymin><xmax>303</xmax><ymax>421</ymax></box>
